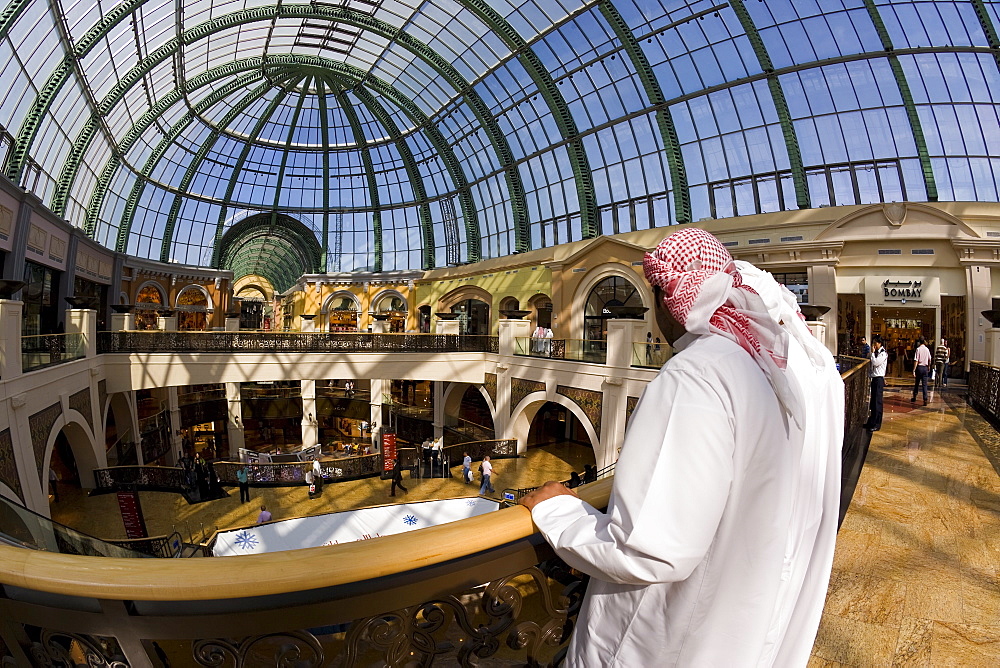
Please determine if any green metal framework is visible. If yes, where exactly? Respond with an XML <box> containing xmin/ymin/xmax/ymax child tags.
<box><xmin>24</xmin><ymin>3</ymin><xmax>527</xmax><ymax>264</ymax></box>
<box><xmin>351</xmin><ymin>85</ymin><xmax>435</xmax><ymax>270</ymax></box>
<box><xmin>972</xmin><ymin>0</ymin><xmax>1000</xmax><ymax>69</ymax></box>
<box><xmin>599</xmin><ymin>0</ymin><xmax>690</xmax><ymax>224</ymax></box>
<box><xmin>332</xmin><ymin>85</ymin><xmax>380</xmax><ymax>272</ymax></box>
<box><xmin>729</xmin><ymin>0</ymin><xmax>810</xmax><ymax>210</ymax></box>
<box><xmin>217</xmin><ymin>213</ymin><xmax>324</xmax><ymax>293</ymax></box>
<box><xmin>862</xmin><ymin>0</ymin><xmax>938</xmax><ymax>202</ymax></box>
<box><xmin>460</xmin><ymin>0</ymin><xmax>597</xmax><ymax>239</ymax></box>
<box><xmin>317</xmin><ymin>79</ymin><xmax>334</xmax><ymax>272</ymax></box>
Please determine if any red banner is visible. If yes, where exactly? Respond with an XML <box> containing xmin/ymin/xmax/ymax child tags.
<box><xmin>116</xmin><ymin>490</ymin><xmax>148</xmax><ymax>539</ymax></box>
<box><xmin>382</xmin><ymin>433</ymin><xmax>397</xmax><ymax>471</ymax></box>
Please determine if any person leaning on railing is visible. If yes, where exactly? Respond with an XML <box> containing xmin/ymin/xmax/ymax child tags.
<box><xmin>521</xmin><ymin>229</ymin><xmax>843</xmax><ymax>666</ymax></box>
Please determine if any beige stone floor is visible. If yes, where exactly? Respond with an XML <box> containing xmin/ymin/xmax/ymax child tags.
<box><xmin>809</xmin><ymin>379</ymin><xmax>1000</xmax><ymax>667</ymax></box>
<box><xmin>51</xmin><ymin>441</ymin><xmax>597</xmax><ymax>544</ymax></box>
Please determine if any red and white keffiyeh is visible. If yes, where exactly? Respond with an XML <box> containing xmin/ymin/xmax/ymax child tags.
<box><xmin>643</xmin><ymin>228</ymin><xmax>804</xmax><ymax>426</ymax></box>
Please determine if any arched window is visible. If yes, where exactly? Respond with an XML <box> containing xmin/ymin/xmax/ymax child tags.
<box><xmin>135</xmin><ymin>284</ymin><xmax>164</xmax><ymax>330</ymax></box>
<box><xmin>176</xmin><ymin>286</ymin><xmax>210</xmax><ymax>331</ymax></box>
<box><xmin>328</xmin><ymin>293</ymin><xmax>360</xmax><ymax>332</ymax></box>
<box><xmin>584</xmin><ymin>276</ymin><xmax>642</xmax><ymax>341</ymax></box>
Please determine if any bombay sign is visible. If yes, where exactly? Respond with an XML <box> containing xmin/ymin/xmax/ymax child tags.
<box><xmin>883</xmin><ymin>279</ymin><xmax>922</xmax><ymax>302</ymax></box>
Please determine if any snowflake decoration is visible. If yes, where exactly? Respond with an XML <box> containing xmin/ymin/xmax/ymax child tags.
<box><xmin>466</xmin><ymin>499</ymin><xmax>478</xmax><ymax>507</ymax></box>
<box><xmin>234</xmin><ymin>530</ymin><xmax>259</xmax><ymax>551</ymax></box>
<box><xmin>402</xmin><ymin>515</ymin><xmax>418</xmax><ymax>526</ymax></box>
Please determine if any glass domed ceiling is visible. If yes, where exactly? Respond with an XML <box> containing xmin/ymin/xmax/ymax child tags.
<box><xmin>2</xmin><ymin>0</ymin><xmax>1000</xmax><ymax>273</ymax></box>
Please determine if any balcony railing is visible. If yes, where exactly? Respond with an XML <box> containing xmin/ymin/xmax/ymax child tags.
<box><xmin>97</xmin><ymin>331</ymin><xmax>499</xmax><ymax>354</ymax></box>
<box><xmin>514</xmin><ymin>337</ymin><xmax>608</xmax><ymax>364</ymax></box>
<box><xmin>0</xmin><ymin>478</ymin><xmax>612</xmax><ymax>665</ymax></box>
<box><xmin>631</xmin><ymin>340</ymin><xmax>671</xmax><ymax>369</ymax></box>
<box><xmin>968</xmin><ymin>361</ymin><xmax>999</xmax><ymax>422</ymax></box>
<box><xmin>0</xmin><ymin>358</ymin><xmax>873</xmax><ymax>665</ymax></box>
<box><xmin>20</xmin><ymin>333</ymin><xmax>85</xmax><ymax>371</ymax></box>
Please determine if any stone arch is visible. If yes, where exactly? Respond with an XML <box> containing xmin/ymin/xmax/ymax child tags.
<box><xmin>571</xmin><ymin>264</ymin><xmax>651</xmax><ymax>340</ymax></box>
<box><xmin>498</xmin><ymin>296</ymin><xmax>520</xmax><ymax>312</ymax></box>
<box><xmin>174</xmin><ymin>283</ymin><xmax>214</xmax><ymax>311</ymax></box>
<box><xmin>43</xmin><ymin>412</ymin><xmax>102</xmax><ymax>495</ymax></box>
<box><xmin>508</xmin><ymin>393</ymin><xmax>602</xmax><ymax>462</ymax></box>
<box><xmin>322</xmin><ymin>290</ymin><xmax>361</xmax><ymax>314</ymax></box>
<box><xmin>437</xmin><ymin>285</ymin><xmax>493</xmax><ymax>312</ymax></box>
<box><xmin>372</xmin><ymin>289</ymin><xmax>408</xmax><ymax>313</ymax></box>
<box><xmin>527</xmin><ymin>293</ymin><xmax>553</xmax><ymax>328</ymax></box>
<box><xmin>442</xmin><ymin>382</ymin><xmax>496</xmax><ymax>427</ymax></box>
<box><xmin>134</xmin><ymin>280</ymin><xmax>167</xmax><ymax>305</ymax></box>
<box><xmin>103</xmin><ymin>392</ymin><xmax>136</xmax><ymax>467</ymax></box>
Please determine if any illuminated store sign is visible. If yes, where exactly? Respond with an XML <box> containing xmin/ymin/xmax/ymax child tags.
<box><xmin>883</xmin><ymin>279</ymin><xmax>922</xmax><ymax>302</ymax></box>
<box><xmin>864</xmin><ymin>276</ymin><xmax>940</xmax><ymax>307</ymax></box>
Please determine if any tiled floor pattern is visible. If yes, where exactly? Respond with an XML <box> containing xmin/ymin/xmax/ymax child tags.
<box><xmin>46</xmin><ymin>382</ymin><xmax>1000</xmax><ymax>666</ymax></box>
<box><xmin>810</xmin><ymin>380</ymin><xmax>1000</xmax><ymax>666</ymax></box>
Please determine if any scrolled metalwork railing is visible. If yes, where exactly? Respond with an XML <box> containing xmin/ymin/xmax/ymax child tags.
<box><xmin>96</xmin><ymin>331</ymin><xmax>499</xmax><ymax>354</ymax></box>
<box><xmin>968</xmin><ymin>361</ymin><xmax>999</xmax><ymax>422</ymax></box>
<box><xmin>0</xmin><ymin>478</ymin><xmax>613</xmax><ymax>666</ymax></box>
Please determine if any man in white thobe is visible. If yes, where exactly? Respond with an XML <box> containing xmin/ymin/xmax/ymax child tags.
<box><xmin>523</xmin><ymin>228</ymin><xmax>841</xmax><ymax>666</ymax></box>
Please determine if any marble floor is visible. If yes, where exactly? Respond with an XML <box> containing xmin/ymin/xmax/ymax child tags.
<box><xmin>50</xmin><ymin>440</ymin><xmax>597</xmax><ymax>544</ymax></box>
<box><xmin>809</xmin><ymin>378</ymin><xmax>1000</xmax><ymax>666</ymax></box>
<box><xmin>46</xmin><ymin>380</ymin><xmax>1000</xmax><ymax>666</ymax></box>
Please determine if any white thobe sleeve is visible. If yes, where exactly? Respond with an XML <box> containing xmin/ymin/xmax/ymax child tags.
<box><xmin>531</xmin><ymin>368</ymin><xmax>735</xmax><ymax>585</ymax></box>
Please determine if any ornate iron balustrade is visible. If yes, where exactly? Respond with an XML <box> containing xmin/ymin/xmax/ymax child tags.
<box><xmin>441</xmin><ymin>439</ymin><xmax>518</xmax><ymax>466</ymax></box>
<box><xmin>834</xmin><ymin>355</ymin><xmax>871</xmax><ymax>527</ymax></box>
<box><xmin>104</xmin><ymin>533</ymin><xmax>182</xmax><ymax>559</ymax></box>
<box><xmin>20</xmin><ymin>333</ymin><xmax>85</xmax><ymax>371</ymax></box>
<box><xmin>97</xmin><ymin>331</ymin><xmax>499</xmax><ymax>354</ymax></box>
<box><xmin>0</xmin><ymin>480</ymin><xmax>612</xmax><ymax>666</ymax></box>
<box><xmin>93</xmin><ymin>465</ymin><xmax>188</xmax><ymax>493</ymax></box>
<box><xmin>968</xmin><ymin>361</ymin><xmax>999</xmax><ymax>422</ymax></box>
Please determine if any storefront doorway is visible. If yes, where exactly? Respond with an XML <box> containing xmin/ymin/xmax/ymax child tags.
<box><xmin>870</xmin><ymin>306</ymin><xmax>936</xmax><ymax>378</ymax></box>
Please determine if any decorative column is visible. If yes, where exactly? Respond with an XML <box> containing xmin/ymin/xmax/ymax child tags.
<box><xmin>495</xmin><ymin>319</ymin><xmax>532</xmax><ymax>449</ymax></box>
<box><xmin>370</xmin><ymin>378</ymin><xmax>388</xmax><ymax>445</ymax></box>
<box><xmin>986</xmin><ymin>328</ymin><xmax>1000</xmax><ymax>366</ymax></box>
<box><xmin>157</xmin><ymin>311</ymin><xmax>177</xmax><ymax>331</ymax></box>
<box><xmin>435</xmin><ymin>316</ymin><xmax>460</xmax><ymax>335</ymax></box>
<box><xmin>967</xmin><ymin>265</ymin><xmax>991</xmax><ymax>372</ymax></box>
<box><xmin>301</xmin><ymin>379</ymin><xmax>318</xmax><ymax>448</ymax></box>
<box><xmin>225</xmin><ymin>382</ymin><xmax>244</xmax><ymax>458</ymax></box>
<box><xmin>166</xmin><ymin>387</ymin><xmax>182</xmax><ymax>465</ymax></box>
<box><xmin>433</xmin><ymin>381</ymin><xmax>445</xmax><ymax>440</ymax></box>
<box><xmin>807</xmin><ymin>265</ymin><xmax>838</xmax><ymax>353</ymax></box>
<box><xmin>65</xmin><ymin>308</ymin><xmax>97</xmax><ymax>359</ymax></box>
<box><xmin>111</xmin><ymin>306</ymin><xmax>135</xmax><ymax>331</ymax></box>
<box><xmin>600</xmin><ymin>318</ymin><xmax>646</xmax><ymax>467</ymax></box>
<box><xmin>0</xmin><ymin>298</ymin><xmax>24</xmax><ymax>380</ymax></box>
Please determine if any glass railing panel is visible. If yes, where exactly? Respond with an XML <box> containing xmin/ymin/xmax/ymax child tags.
<box><xmin>0</xmin><ymin>493</ymin><xmax>148</xmax><ymax>558</ymax></box>
<box><xmin>631</xmin><ymin>341</ymin><xmax>671</xmax><ymax>369</ymax></box>
<box><xmin>21</xmin><ymin>333</ymin><xmax>85</xmax><ymax>371</ymax></box>
<box><xmin>514</xmin><ymin>338</ymin><xmax>607</xmax><ymax>364</ymax></box>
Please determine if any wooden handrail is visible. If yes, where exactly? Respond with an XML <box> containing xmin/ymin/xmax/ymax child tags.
<box><xmin>0</xmin><ymin>479</ymin><xmax>613</xmax><ymax>602</ymax></box>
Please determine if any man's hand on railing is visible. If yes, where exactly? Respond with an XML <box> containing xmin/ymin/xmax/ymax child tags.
<box><xmin>521</xmin><ymin>480</ymin><xmax>578</xmax><ymax>511</ymax></box>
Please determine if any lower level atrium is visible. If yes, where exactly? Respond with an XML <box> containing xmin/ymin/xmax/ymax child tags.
<box><xmin>23</xmin><ymin>378</ymin><xmax>1000</xmax><ymax>666</ymax></box>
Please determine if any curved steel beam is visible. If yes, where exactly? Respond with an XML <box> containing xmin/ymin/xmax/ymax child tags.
<box><xmin>160</xmin><ymin>71</ymin><xmax>305</xmax><ymax>262</ymax></box>
<box><xmin>729</xmin><ymin>0</ymin><xmax>810</xmax><ymax>209</ymax></box>
<box><xmin>209</xmin><ymin>85</ymin><xmax>297</xmax><ymax>262</ymax></box>
<box><xmin>111</xmin><ymin>75</ymin><xmax>273</xmax><ymax>251</ymax></box>
<box><xmin>352</xmin><ymin>85</ymin><xmax>435</xmax><ymax>270</ymax></box>
<box><xmin>333</xmin><ymin>84</ymin><xmax>382</xmax><ymax>272</ymax></box>
<box><xmin>862</xmin><ymin>0</ymin><xmax>937</xmax><ymax>201</ymax></box>
<box><xmin>316</xmin><ymin>78</ymin><xmax>334</xmax><ymax>272</ymax></box>
<box><xmin>17</xmin><ymin>3</ymin><xmax>526</xmax><ymax>255</ymax></box>
<box><xmin>459</xmin><ymin>0</ymin><xmax>593</xmax><ymax>241</ymax></box>
<box><xmin>599</xmin><ymin>0</ymin><xmax>690</xmax><ymax>225</ymax></box>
